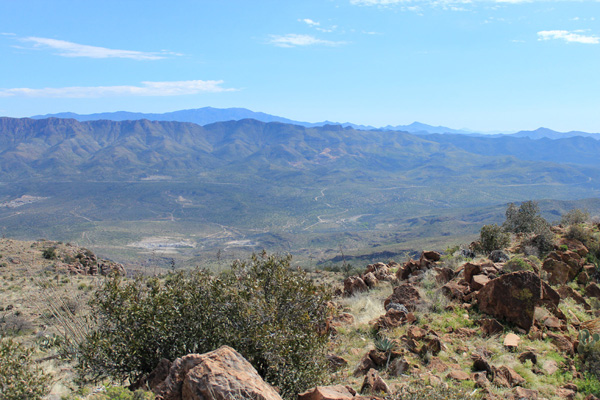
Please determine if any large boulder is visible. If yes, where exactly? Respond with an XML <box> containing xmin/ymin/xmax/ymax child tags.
<box><xmin>383</xmin><ymin>283</ymin><xmax>421</xmax><ymax>311</ymax></box>
<box><xmin>155</xmin><ymin>346</ymin><xmax>282</xmax><ymax>400</ymax></box>
<box><xmin>344</xmin><ymin>276</ymin><xmax>368</xmax><ymax>296</ymax></box>
<box><xmin>298</xmin><ymin>385</ymin><xmax>356</xmax><ymax>400</ymax></box>
<box><xmin>476</xmin><ymin>271</ymin><xmax>560</xmax><ymax>331</ymax></box>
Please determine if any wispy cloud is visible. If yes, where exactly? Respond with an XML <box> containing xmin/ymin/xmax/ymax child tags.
<box><xmin>18</xmin><ymin>37</ymin><xmax>181</xmax><ymax>60</ymax></box>
<box><xmin>537</xmin><ymin>30</ymin><xmax>599</xmax><ymax>44</ymax></box>
<box><xmin>269</xmin><ymin>34</ymin><xmax>345</xmax><ymax>48</ymax></box>
<box><xmin>0</xmin><ymin>80</ymin><xmax>236</xmax><ymax>98</ymax></box>
<box><xmin>299</xmin><ymin>18</ymin><xmax>320</xmax><ymax>27</ymax></box>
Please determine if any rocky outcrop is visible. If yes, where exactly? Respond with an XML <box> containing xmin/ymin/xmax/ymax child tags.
<box><xmin>154</xmin><ymin>346</ymin><xmax>282</xmax><ymax>400</ymax></box>
<box><xmin>476</xmin><ymin>271</ymin><xmax>561</xmax><ymax>331</ymax></box>
<box><xmin>383</xmin><ymin>283</ymin><xmax>421</xmax><ymax>311</ymax></box>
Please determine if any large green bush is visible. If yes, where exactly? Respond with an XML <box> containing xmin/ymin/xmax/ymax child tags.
<box><xmin>503</xmin><ymin>201</ymin><xmax>549</xmax><ymax>234</ymax></box>
<box><xmin>0</xmin><ymin>337</ymin><xmax>50</xmax><ymax>400</ymax></box>
<box><xmin>478</xmin><ymin>223</ymin><xmax>510</xmax><ymax>254</ymax></box>
<box><xmin>77</xmin><ymin>253</ymin><xmax>331</xmax><ymax>399</ymax></box>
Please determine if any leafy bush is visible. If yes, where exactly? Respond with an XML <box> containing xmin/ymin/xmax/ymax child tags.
<box><xmin>525</xmin><ymin>223</ymin><xmax>555</xmax><ymax>256</ymax></box>
<box><xmin>0</xmin><ymin>337</ymin><xmax>50</xmax><ymax>400</ymax></box>
<box><xmin>505</xmin><ymin>257</ymin><xmax>531</xmax><ymax>273</ymax></box>
<box><xmin>388</xmin><ymin>380</ymin><xmax>482</xmax><ymax>399</ymax></box>
<box><xmin>478</xmin><ymin>224</ymin><xmax>510</xmax><ymax>254</ymax></box>
<box><xmin>567</xmin><ymin>224</ymin><xmax>592</xmax><ymax>244</ymax></box>
<box><xmin>561</xmin><ymin>208</ymin><xmax>590</xmax><ymax>226</ymax></box>
<box><xmin>42</xmin><ymin>247</ymin><xmax>57</xmax><ymax>260</ymax></box>
<box><xmin>503</xmin><ymin>201</ymin><xmax>549</xmax><ymax>234</ymax></box>
<box><xmin>77</xmin><ymin>253</ymin><xmax>331</xmax><ymax>399</ymax></box>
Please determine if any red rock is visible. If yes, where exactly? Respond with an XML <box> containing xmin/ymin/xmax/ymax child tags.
<box><xmin>463</xmin><ymin>262</ymin><xmax>482</xmax><ymax>284</ymax></box>
<box><xmin>542</xmin><ymin>259</ymin><xmax>572</xmax><ymax>285</ymax></box>
<box><xmin>558</xmin><ymin>238</ymin><xmax>588</xmax><ymax>257</ymax></box>
<box><xmin>343</xmin><ymin>276</ymin><xmax>368</xmax><ymax>296</ymax></box>
<box><xmin>433</xmin><ymin>267</ymin><xmax>455</xmax><ymax>285</ymax></box>
<box><xmin>476</xmin><ymin>271</ymin><xmax>561</xmax><ymax>331</ymax></box>
<box><xmin>586</xmin><ymin>282</ymin><xmax>600</xmax><ymax>300</ymax></box>
<box><xmin>547</xmin><ymin>332</ymin><xmax>574</xmax><ymax>355</ymax></box>
<box><xmin>330</xmin><ymin>312</ymin><xmax>355</xmax><ymax>327</ymax></box>
<box><xmin>362</xmin><ymin>272</ymin><xmax>378</xmax><ymax>288</ymax></box>
<box><xmin>556</xmin><ymin>388</ymin><xmax>576</xmax><ymax>399</ymax></box>
<box><xmin>470</xmin><ymin>274</ymin><xmax>490</xmax><ymax>291</ymax></box>
<box><xmin>447</xmin><ymin>370</ymin><xmax>470</xmax><ymax>381</ymax></box>
<box><xmin>512</xmin><ymin>387</ymin><xmax>538</xmax><ymax>399</ymax></box>
<box><xmin>441</xmin><ymin>280</ymin><xmax>470</xmax><ymax>301</ymax></box>
<box><xmin>407</xmin><ymin>326</ymin><xmax>427</xmax><ymax>341</ymax></box>
<box><xmin>327</xmin><ymin>354</ymin><xmax>348</xmax><ymax>370</ymax></box>
<box><xmin>360</xmin><ymin>369</ymin><xmax>389</xmax><ymax>394</ymax></box>
<box><xmin>298</xmin><ymin>385</ymin><xmax>356</xmax><ymax>400</ymax></box>
<box><xmin>479</xmin><ymin>318</ymin><xmax>504</xmax><ymax>336</ymax></box>
<box><xmin>353</xmin><ymin>354</ymin><xmax>376</xmax><ymax>377</ymax></box>
<box><xmin>494</xmin><ymin>365</ymin><xmax>525</xmax><ymax>388</ymax></box>
<box><xmin>423</xmin><ymin>251</ymin><xmax>441</xmax><ymax>261</ymax></box>
<box><xmin>503</xmin><ymin>333</ymin><xmax>520</xmax><ymax>349</ymax></box>
<box><xmin>155</xmin><ymin>346</ymin><xmax>282</xmax><ymax>400</ymax></box>
<box><xmin>388</xmin><ymin>357</ymin><xmax>410</xmax><ymax>377</ymax></box>
<box><xmin>371</xmin><ymin>309</ymin><xmax>407</xmax><ymax>331</ymax></box>
<box><xmin>383</xmin><ymin>283</ymin><xmax>421</xmax><ymax>311</ymax></box>
<box><xmin>557</xmin><ymin>285</ymin><xmax>591</xmax><ymax>310</ymax></box>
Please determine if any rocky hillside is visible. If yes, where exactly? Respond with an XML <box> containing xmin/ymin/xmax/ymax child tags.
<box><xmin>2</xmin><ymin>219</ymin><xmax>600</xmax><ymax>399</ymax></box>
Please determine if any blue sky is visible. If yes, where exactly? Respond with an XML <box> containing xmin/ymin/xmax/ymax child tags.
<box><xmin>1</xmin><ymin>0</ymin><xmax>599</xmax><ymax>132</ymax></box>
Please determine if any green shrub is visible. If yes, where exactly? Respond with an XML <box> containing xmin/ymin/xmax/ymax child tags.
<box><xmin>388</xmin><ymin>380</ymin><xmax>482</xmax><ymax>399</ymax></box>
<box><xmin>561</xmin><ymin>208</ymin><xmax>590</xmax><ymax>226</ymax></box>
<box><xmin>505</xmin><ymin>257</ymin><xmax>531</xmax><ymax>272</ymax></box>
<box><xmin>567</xmin><ymin>224</ymin><xmax>592</xmax><ymax>244</ymax></box>
<box><xmin>42</xmin><ymin>247</ymin><xmax>57</xmax><ymax>260</ymax></box>
<box><xmin>0</xmin><ymin>337</ymin><xmax>50</xmax><ymax>400</ymax></box>
<box><xmin>503</xmin><ymin>201</ymin><xmax>549</xmax><ymax>234</ymax></box>
<box><xmin>478</xmin><ymin>224</ymin><xmax>510</xmax><ymax>254</ymax></box>
<box><xmin>77</xmin><ymin>253</ymin><xmax>331</xmax><ymax>399</ymax></box>
<box><xmin>578</xmin><ymin>330</ymin><xmax>600</xmax><ymax>384</ymax></box>
<box><xmin>525</xmin><ymin>224</ymin><xmax>555</xmax><ymax>256</ymax></box>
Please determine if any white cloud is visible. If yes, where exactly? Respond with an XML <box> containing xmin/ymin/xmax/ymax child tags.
<box><xmin>19</xmin><ymin>37</ymin><xmax>180</xmax><ymax>60</ymax></box>
<box><xmin>269</xmin><ymin>34</ymin><xmax>345</xmax><ymax>47</ymax></box>
<box><xmin>300</xmin><ymin>18</ymin><xmax>320</xmax><ymax>26</ymax></box>
<box><xmin>537</xmin><ymin>30</ymin><xmax>599</xmax><ymax>44</ymax></box>
<box><xmin>0</xmin><ymin>80</ymin><xmax>236</xmax><ymax>98</ymax></box>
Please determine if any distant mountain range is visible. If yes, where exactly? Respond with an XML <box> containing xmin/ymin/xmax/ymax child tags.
<box><xmin>2</xmin><ymin>116</ymin><xmax>600</xmax><ymax>264</ymax></box>
<box><xmin>31</xmin><ymin>107</ymin><xmax>600</xmax><ymax>139</ymax></box>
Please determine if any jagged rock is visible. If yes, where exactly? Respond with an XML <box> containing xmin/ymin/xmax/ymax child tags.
<box><xmin>154</xmin><ymin>345</ymin><xmax>282</xmax><ymax>400</ymax></box>
<box><xmin>518</xmin><ymin>351</ymin><xmax>537</xmax><ymax>365</ymax></box>
<box><xmin>489</xmin><ymin>250</ymin><xmax>509</xmax><ymax>263</ymax></box>
<box><xmin>422</xmin><ymin>337</ymin><xmax>442</xmax><ymax>356</ymax></box>
<box><xmin>384</xmin><ymin>283</ymin><xmax>421</xmax><ymax>311</ymax></box>
<box><xmin>371</xmin><ymin>309</ymin><xmax>409</xmax><ymax>330</ymax></box>
<box><xmin>473</xmin><ymin>372</ymin><xmax>491</xmax><ymax>389</ymax></box>
<box><xmin>327</xmin><ymin>354</ymin><xmax>348</xmax><ymax>370</ymax></box>
<box><xmin>463</xmin><ymin>262</ymin><xmax>482</xmax><ymax>284</ymax></box>
<box><xmin>447</xmin><ymin>370</ymin><xmax>470</xmax><ymax>381</ymax></box>
<box><xmin>385</xmin><ymin>302</ymin><xmax>408</xmax><ymax>314</ymax></box>
<box><xmin>388</xmin><ymin>357</ymin><xmax>410</xmax><ymax>377</ymax></box>
<box><xmin>441</xmin><ymin>280</ymin><xmax>469</xmax><ymax>301</ymax></box>
<box><xmin>494</xmin><ymin>365</ymin><xmax>525</xmax><ymax>388</ymax></box>
<box><xmin>472</xmin><ymin>355</ymin><xmax>494</xmax><ymax>380</ymax></box>
<box><xmin>344</xmin><ymin>276</ymin><xmax>368</xmax><ymax>296</ymax></box>
<box><xmin>298</xmin><ymin>385</ymin><xmax>357</xmax><ymax>400</ymax></box>
<box><xmin>578</xmin><ymin>271</ymin><xmax>590</xmax><ymax>285</ymax></box>
<box><xmin>362</xmin><ymin>272</ymin><xmax>378</xmax><ymax>288</ymax></box>
<box><xmin>423</xmin><ymin>251</ymin><xmax>441</xmax><ymax>261</ymax></box>
<box><xmin>407</xmin><ymin>326</ymin><xmax>427</xmax><ymax>341</ymax></box>
<box><xmin>470</xmin><ymin>275</ymin><xmax>490</xmax><ymax>291</ymax></box>
<box><xmin>558</xmin><ymin>238</ymin><xmax>588</xmax><ymax>257</ymax></box>
<box><xmin>557</xmin><ymin>388</ymin><xmax>576</xmax><ymax>399</ymax></box>
<box><xmin>543</xmin><ymin>259</ymin><xmax>573</xmax><ymax>285</ymax></box>
<box><xmin>542</xmin><ymin>360</ymin><xmax>558</xmax><ymax>375</ymax></box>
<box><xmin>586</xmin><ymin>282</ymin><xmax>600</xmax><ymax>301</ymax></box>
<box><xmin>547</xmin><ymin>332</ymin><xmax>574</xmax><ymax>355</ymax></box>
<box><xmin>361</xmin><ymin>369</ymin><xmax>389</xmax><ymax>394</ymax></box>
<box><xmin>365</xmin><ymin>263</ymin><xmax>394</xmax><ymax>281</ymax></box>
<box><xmin>330</xmin><ymin>312</ymin><xmax>355</xmax><ymax>327</ymax></box>
<box><xmin>476</xmin><ymin>271</ymin><xmax>561</xmax><ymax>331</ymax></box>
<box><xmin>479</xmin><ymin>318</ymin><xmax>504</xmax><ymax>336</ymax></box>
<box><xmin>433</xmin><ymin>267</ymin><xmax>455</xmax><ymax>284</ymax></box>
<box><xmin>511</xmin><ymin>387</ymin><xmax>538</xmax><ymax>399</ymax></box>
<box><xmin>557</xmin><ymin>285</ymin><xmax>591</xmax><ymax>310</ymax></box>
<box><xmin>504</xmin><ymin>333</ymin><xmax>520</xmax><ymax>349</ymax></box>
<box><xmin>545</xmin><ymin>251</ymin><xmax>583</xmax><ymax>281</ymax></box>
<box><xmin>354</xmin><ymin>354</ymin><xmax>377</xmax><ymax>377</ymax></box>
